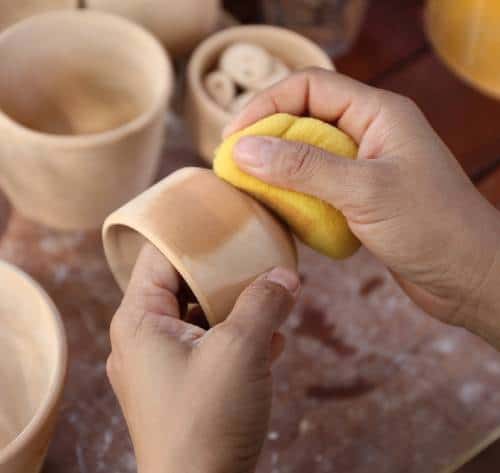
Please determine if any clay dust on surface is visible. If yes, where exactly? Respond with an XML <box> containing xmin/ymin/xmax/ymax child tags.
<box><xmin>1</xmin><ymin>115</ymin><xmax>500</xmax><ymax>473</ymax></box>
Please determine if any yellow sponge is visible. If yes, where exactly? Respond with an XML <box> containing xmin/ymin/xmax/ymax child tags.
<box><xmin>213</xmin><ymin>113</ymin><xmax>361</xmax><ymax>259</ymax></box>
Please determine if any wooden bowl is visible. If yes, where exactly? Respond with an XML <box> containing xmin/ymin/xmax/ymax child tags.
<box><xmin>0</xmin><ymin>10</ymin><xmax>173</xmax><ymax>230</ymax></box>
<box><xmin>0</xmin><ymin>0</ymin><xmax>77</xmax><ymax>33</ymax></box>
<box><xmin>86</xmin><ymin>0</ymin><xmax>221</xmax><ymax>57</ymax></box>
<box><xmin>103</xmin><ymin>167</ymin><xmax>297</xmax><ymax>325</ymax></box>
<box><xmin>0</xmin><ymin>261</ymin><xmax>67</xmax><ymax>473</ymax></box>
<box><xmin>185</xmin><ymin>25</ymin><xmax>334</xmax><ymax>164</ymax></box>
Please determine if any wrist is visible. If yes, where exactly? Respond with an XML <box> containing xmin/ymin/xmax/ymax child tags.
<box><xmin>458</xmin><ymin>211</ymin><xmax>500</xmax><ymax>347</ymax></box>
<box><xmin>466</xmin><ymin>240</ymin><xmax>500</xmax><ymax>347</ymax></box>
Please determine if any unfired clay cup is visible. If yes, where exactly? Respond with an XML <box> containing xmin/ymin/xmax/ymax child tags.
<box><xmin>0</xmin><ymin>10</ymin><xmax>173</xmax><ymax>230</ymax></box>
<box><xmin>0</xmin><ymin>261</ymin><xmax>67</xmax><ymax>473</ymax></box>
<box><xmin>86</xmin><ymin>0</ymin><xmax>221</xmax><ymax>57</ymax></box>
<box><xmin>0</xmin><ymin>0</ymin><xmax>77</xmax><ymax>33</ymax></box>
<box><xmin>185</xmin><ymin>25</ymin><xmax>335</xmax><ymax>163</ymax></box>
<box><xmin>103</xmin><ymin>167</ymin><xmax>297</xmax><ymax>325</ymax></box>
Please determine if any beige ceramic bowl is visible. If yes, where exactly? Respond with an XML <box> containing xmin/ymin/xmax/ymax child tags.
<box><xmin>0</xmin><ymin>261</ymin><xmax>67</xmax><ymax>473</ymax></box>
<box><xmin>86</xmin><ymin>0</ymin><xmax>220</xmax><ymax>57</ymax></box>
<box><xmin>103</xmin><ymin>167</ymin><xmax>297</xmax><ymax>325</ymax></box>
<box><xmin>185</xmin><ymin>25</ymin><xmax>334</xmax><ymax>163</ymax></box>
<box><xmin>0</xmin><ymin>10</ymin><xmax>173</xmax><ymax>230</ymax></box>
<box><xmin>0</xmin><ymin>0</ymin><xmax>77</xmax><ymax>33</ymax></box>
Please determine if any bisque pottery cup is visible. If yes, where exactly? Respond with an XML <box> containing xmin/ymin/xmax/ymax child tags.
<box><xmin>86</xmin><ymin>0</ymin><xmax>220</xmax><ymax>57</ymax></box>
<box><xmin>186</xmin><ymin>25</ymin><xmax>334</xmax><ymax>163</ymax></box>
<box><xmin>0</xmin><ymin>0</ymin><xmax>77</xmax><ymax>33</ymax></box>
<box><xmin>0</xmin><ymin>261</ymin><xmax>67</xmax><ymax>473</ymax></box>
<box><xmin>0</xmin><ymin>10</ymin><xmax>173</xmax><ymax>230</ymax></box>
<box><xmin>103</xmin><ymin>167</ymin><xmax>297</xmax><ymax>326</ymax></box>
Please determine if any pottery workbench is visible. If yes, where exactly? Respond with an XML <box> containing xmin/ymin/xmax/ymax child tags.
<box><xmin>2</xmin><ymin>1</ymin><xmax>500</xmax><ymax>472</ymax></box>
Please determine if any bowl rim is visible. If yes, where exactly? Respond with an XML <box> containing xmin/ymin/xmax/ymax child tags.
<box><xmin>0</xmin><ymin>260</ymin><xmax>68</xmax><ymax>464</ymax></box>
<box><xmin>187</xmin><ymin>24</ymin><xmax>334</xmax><ymax>124</ymax></box>
<box><xmin>0</xmin><ymin>9</ymin><xmax>173</xmax><ymax>149</ymax></box>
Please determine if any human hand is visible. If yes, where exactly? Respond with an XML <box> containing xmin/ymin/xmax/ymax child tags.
<box><xmin>107</xmin><ymin>242</ymin><xmax>300</xmax><ymax>473</ymax></box>
<box><xmin>225</xmin><ymin>68</ymin><xmax>500</xmax><ymax>346</ymax></box>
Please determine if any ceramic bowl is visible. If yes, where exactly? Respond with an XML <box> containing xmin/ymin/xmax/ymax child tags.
<box><xmin>185</xmin><ymin>24</ymin><xmax>334</xmax><ymax>163</ymax></box>
<box><xmin>0</xmin><ymin>10</ymin><xmax>173</xmax><ymax>230</ymax></box>
<box><xmin>103</xmin><ymin>167</ymin><xmax>297</xmax><ymax>325</ymax></box>
<box><xmin>0</xmin><ymin>0</ymin><xmax>77</xmax><ymax>33</ymax></box>
<box><xmin>86</xmin><ymin>0</ymin><xmax>221</xmax><ymax>57</ymax></box>
<box><xmin>0</xmin><ymin>261</ymin><xmax>67</xmax><ymax>473</ymax></box>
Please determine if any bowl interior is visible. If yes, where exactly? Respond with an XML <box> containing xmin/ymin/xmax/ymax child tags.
<box><xmin>191</xmin><ymin>26</ymin><xmax>333</xmax><ymax>117</ymax></box>
<box><xmin>0</xmin><ymin>11</ymin><xmax>167</xmax><ymax>136</ymax></box>
<box><xmin>0</xmin><ymin>263</ymin><xmax>64</xmax><ymax>453</ymax></box>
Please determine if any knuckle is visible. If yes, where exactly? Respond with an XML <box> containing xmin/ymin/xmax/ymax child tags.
<box><xmin>106</xmin><ymin>354</ymin><xmax>122</xmax><ymax>392</ymax></box>
<box><xmin>291</xmin><ymin>67</ymin><xmax>333</xmax><ymax>90</ymax></box>
<box><xmin>106</xmin><ymin>355</ymin><xmax>115</xmax><ymax>379</ymax></box>
<box><xmin>132</xmin><ymin>311</ymin><xmax>161</xmax><ymax>340</ymax></box>
<box><xmin>379</xmin><ymin>90</ymin><xmax>418</xmax><ymax>113</ymax></box>
<box><xmin>246</xmin><ymin>279</ymin><xmax>287</xmax><ymax>303</ymax></box>
<box><xmin>109</xmin><ymin>313</ymin><xmax>127</xmax><ymax>348</ymax></box>
<box><xmin>242</xmin><ymin>279</ymin><xmax>293</xmax><ymax>317</ymax></box>
<box><xmin>397</xmin><ymin>95</ymin><xmax>419</xmax><ymax>111</ymax></box>
<box><xmin>302</xmin><ymin>66</ymin><xmax>328</xmax><ymax>77</ymax></box>
<box><xmin>277</xmin><ymin>142</ymin><xmax>319</xmax><ymax>181</ymax></box>
<box><xmin>213</xmin><ymin>321</ymin><xmax>248</xmax><ymax>352</ymax></box>
<box><xmin>110</xmin><ymin>306</ymin><xmax>159</xmax><ymax>348</ymax></box>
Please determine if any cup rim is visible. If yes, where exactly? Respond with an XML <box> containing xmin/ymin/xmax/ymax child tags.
<box><xmin>187</xmin><ymin>24</ymin><xmax>334</xmax><ymax>124</ymax></box>
<box><xmin>0</xmin><ymin>261</ymin><xmax>68</xmax><ymax>464</ymax></box>
<box><xmin>0</xmin><ymin>9</ymin><xmax>173</xmax><ymax>149</ymax></box>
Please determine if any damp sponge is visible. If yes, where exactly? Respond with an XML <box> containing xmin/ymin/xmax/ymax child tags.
<box><xmin>213</xmin><ymin>113</ymin><xmax>361</xmax><ymax>259</ymax></box>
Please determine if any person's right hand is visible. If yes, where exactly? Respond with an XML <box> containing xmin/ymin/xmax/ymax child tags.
<box><xmin>225</xmin><ymin>68</ymin><xmax>500</xmax><ymax>347</ymax></box>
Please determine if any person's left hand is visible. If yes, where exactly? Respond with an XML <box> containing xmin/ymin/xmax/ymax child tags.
<box><xmin>107</xmin><ymin>242</ymin><xmax>300</xmax><ymax>473</ymax></box>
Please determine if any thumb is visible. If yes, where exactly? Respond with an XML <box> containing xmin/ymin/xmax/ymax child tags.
<box><xmin>111</xmin><ymin>243</ymin><xmax>204</xmax><ymax>350</ymax></box>
<box><xmin>220</xmin><ymin>267</ymin><xmax>300</xmax><ymax>361</ymax></box>
<box><xmin>233</xmin><ymin>136</ymin><xmax>366</xmax><ymax>211</ymax></box>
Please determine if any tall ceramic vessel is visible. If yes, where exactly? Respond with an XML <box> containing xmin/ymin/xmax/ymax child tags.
<box><xmin>0</xmin><ymin>10</ymin><xmax>173</xmax><ymax>230</ymax></box>
<box><xmin>86</xmin><ymin>0</ymin><xmax>221</xmax><ymax>57</ymax></box>
<box><xmin>0</xmin><ymin>261</ymin><xmax>67</xmax><ymax>473</ymax></box>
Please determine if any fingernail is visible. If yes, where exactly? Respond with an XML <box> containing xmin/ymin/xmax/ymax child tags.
<box><xmin>234</xmin><ymin>136</ymin><xmax>272</xmax><ymax>168</ymax></box>
<box><xmin>266</xmin><ymin>267</ymin><xmax>300</xmax><ymax>295</ymax></box>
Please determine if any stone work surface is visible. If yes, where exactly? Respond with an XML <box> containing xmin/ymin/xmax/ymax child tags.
<box><xmin>1</xmin><ymin>142</ymin><xmax>500</xmax><ymax>473</ymax></box>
